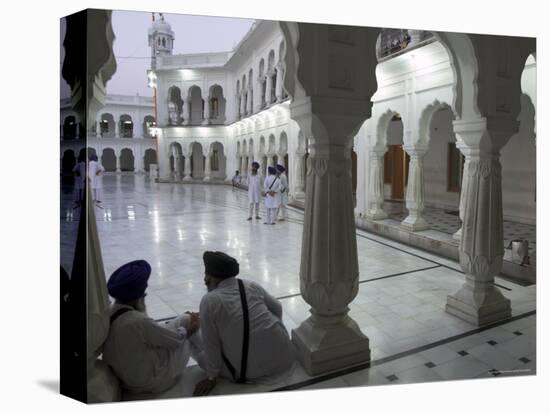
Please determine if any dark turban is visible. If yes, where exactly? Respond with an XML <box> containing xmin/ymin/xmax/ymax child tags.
<box><xmin>276</xmin><ymin>164</ymin><xmax>285</xmax><ymax>172</ymax></box>
<box><xmin>251</xmin><ymin>161</ymin><xmax>260</xmax><ymax>169</ymax></box>
<box><xmin>268</xmin><ymin>166</ymin><xmax>277</xmax><ymax>175</ymax></box>
<box><xmin>203</xmin><ymin>251</ymin><xmax>239</xmax><ymax>279</ymax></box>
<box><xmin>107</xmin><ymin>260</ymin><xmax>151</xmax><ymax>301</ymax></box>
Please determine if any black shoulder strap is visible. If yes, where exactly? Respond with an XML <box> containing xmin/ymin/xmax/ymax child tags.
<box><xmin>220</xmin><ymin>280</ymin><xmax>250</xmax><ymax>384</ymax></box>
<box><xmin>268</xmin><ymin>176</ymin><xmax>279</xmax><ymax>190</ymax></box>
<box><xmin>110</xmin><ymin>307</ymin><xmax>133</xmax><ymax>324</ymax></box>
<box><xmin>237</xmin><ymin>279</ymin><xmax>250</xmax><ymax>383</ymax></box>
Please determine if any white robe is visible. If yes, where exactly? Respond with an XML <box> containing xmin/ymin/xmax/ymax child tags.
<box><xmin>276</xmin><ymin>173</ymin><xmax>289</xmax><ymax>205</ymax></box>
<box><xmin>88</xmin><ymin>160</ymin><xmax>104</xmax><ymax>189</ymax></box>
<box><xmin>247</xmin><ymin>174</ymin><xmax>262</xmax><ymax>203</ymax></box>
<box><xmin>199</xmin><ymin>278</ymin><xmax>295</xmax><ymax>382</ymax></box>
<box><xmin>102</xmin><ymin>304</ymin><xmax>191</xmax><ymax>394</ymax></box>
<box><xmin>263</xmin><ymin>175</ymin><xmax>280</xmax><ymax>209</ymax></box>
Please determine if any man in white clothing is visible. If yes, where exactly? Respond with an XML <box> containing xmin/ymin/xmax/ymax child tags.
<box><xmin>103</xmin><ymin>260</ymin><xmax>202</xmax><ymax>394</ymax></box>
<box><xmin>247</xmin><ymin>161</ymin><xmax>262</xmax><ymax>221</ymax></box>
<box><xmin>88</xmin><ymin>153</ymin><xmax>104</xmax><ymax>204</ymax></box>
<box><xmin>263</xmin><ymin>166</ymin><xmax>280</xmax><ymax>225</ymax></box>
<box><xmin>72</xmin><ymin>151</ymin><xmax>86</xmax><ymax>206</ymax></box>
<box><xmin>275</xmin><ymin>164</ymin><xmax>289</xmax><ymax>221</ymax></box>
<box><xmin>193</xmin><ymin>251</ymin><xmax>295</xmax><ymax>396</ymax></box>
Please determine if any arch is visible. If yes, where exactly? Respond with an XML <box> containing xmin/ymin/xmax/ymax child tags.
<box><xmin>62</xmin><ymin>115</ymin><xmax>77</xmax><ymax>140</ymax></box>
<box><xmin>119</xmin><ymin>114</ymin><xmax>133</xmax><ymax>138</ymax></box>
<box><xmin>210</xmin><ymin>141</ymin><xmax>227</xmax><ymax>179</ymax></box>
<box><xmin>236</xmin><ymin>141</ymin><xmax>241</xmax><ymax>155</ymax></box>
<box><xmin>259</xmin><ymin>59</ymin><xmax>265</xmax><ymax>78</ymax></box>
<box><xmin>248</xmin><ymin>138</ymin><xmax>254</xmax><ymax>155</ymax></box>
<box><xmin>279</xmin><ymin>131</ymin><xmax>288</xmax><ymax>154</ymax></box>
<box><xmin>268</xmin><ymin>134</ymin><xmax>276</xmax><ymax>154</ymax></box>
<box><xmin>188</xmin><ymin>85</ymin><xmax>204</xmax><ymax>125</ymax></box>
<box><xmin>242</xmin><ymin>74</ymin><xmax>247</xmax><ymax>90</ymax></box>
<box><xmin>100</xmin><ymin>113</ymin><xmax>115</xmax><ymax>138</ymax></box>
<box><xmin>61</xmin><ymin>149</ymin><xmax>76</xmax><ymax>175</ymax></box>
<box><xmin>168</xmin><ymin>86</ymin><xmax>184</xmax><ymax>125</ymax></box>
<box><xmin>248</xmin><ymin>69</ymin><xmax>253</xmax><ymax>87</ymax></box>
<box><xmin>259</xmin><ymin>135</ymin><xmax>266</xmax><ymax>154</ymax></box>
<box><xmin>268</xmin><ymin>50</ymin><xmax>275</xmax><ymax>72</ymax></box>
<box><xmin>375</xmin><ymin>109</ymin><xmax>402</xmax><ymax>147</ymax></box>
<box><xmin>169</xmin><ymin>142</ymin><xmax>183</xmax><ymax>177</ymax></box>
<box><xmin>142</xmin><ymin>115</ymin><xmax>156</xmax><ymax>138</ymax></box>
<box><xmin>418</xmin><ymin>100</ymin><xmax>453</xmax><ymax>146</ymax></box>
<box><xmin>278</xmin><ymin>40</ymin><xmax>285</xmax><ymax>63</ymax></box>
<box><xmin>208</xmin><ymin>84</ymin><xmax>226</xmax><ymax>124</ymax></box>
<box><xmin>190</xmin><ymin>141</ymin><xmax>204</xmax><ymax>179</ymax></box>
<box><xmin>144</xmin><ymin>149</ymin><xmax>157</xmax><ymax>172</ymax></box>
<box><xmin>101</xmin><ymin>148</ymin><xmax>117</xmax><ymax>172</ymax></box>
<box><xmin>119</xmin><ymin>148</ymin><xmax>135</xmax><ymax>171</ymax></box>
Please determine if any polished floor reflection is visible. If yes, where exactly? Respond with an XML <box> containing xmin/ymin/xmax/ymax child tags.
<box><xmin>61</xmin><ymin>174</ymin><xmax>536</xmax><ymax>398</ymax></box>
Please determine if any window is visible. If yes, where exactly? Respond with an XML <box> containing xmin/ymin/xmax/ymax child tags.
<box><xmin>447</xmin><ymin>142</ymin><xmax>465</xmax><ymax>192</ymax></box>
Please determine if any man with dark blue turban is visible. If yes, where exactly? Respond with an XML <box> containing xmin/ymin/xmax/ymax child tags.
<box><xmin>102</xmin><ymin>260</ymin><xmax>201</xmax><ymax>394</ymax></box>
<box><xmin>246</xmin><ymin>161</ymin><xmax>262</xmax><ymax>220</ymax></box>
<box><xmin>193</xmin><ymin>251</ymin><xmax>295</xmax><ymax>396</ymax></box>
<box><xmin>262</xmin><ymin>165</ymin><xmax>280</xmax><ymax>224</ymax></box>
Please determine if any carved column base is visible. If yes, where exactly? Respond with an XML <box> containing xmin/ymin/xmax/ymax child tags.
<box><xmin>445</xmin><ymin>277</ymin><xmax>511</xmax><ymax>326</ymax></box>
<box><xmin>365</xmin><ymin>209</ymin><xmax>387</xmax><ymax>220</ymax></box>
<box><xmin>452</xmin><ymin>227</ymin><xmax>462</xmax><ymax>241</ymax></box>
<box><xmin>401</xmin><ymin>214</ymin><xmax>429</xmax><ymax>231</ymax></box>
<box><xmin>292</xmin><ymin>313</ymin><xmax>371</xmax><ymax>375</ymax></box>
<box><xmin>203</xmin><ymin>175</ymin><xmax>211</xmax><ymax>182</ymax></box>
<box><xmin>201</xmin><ymin>119</ymin><xmax>210</xmax><ymax>126</ymax></box>
<box><xmin>183</xmin><ymin>175</ymin><xmax>193</xmax><ymax>181</ymax></box>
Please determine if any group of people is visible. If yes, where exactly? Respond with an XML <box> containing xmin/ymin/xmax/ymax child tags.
<box><xmin>235</xmin><ymin>163</ymin><xmax>289</xmax><ymax>224</ymax></box>
<box><xmin>72</xmin><ymin>152</ymin><xmax>104</xmax><ymax>206</ymax></box>
<box><xmin>102</xmin><ymin>251</ymin><xmax>295</xmax><ymax>397</ymax></box>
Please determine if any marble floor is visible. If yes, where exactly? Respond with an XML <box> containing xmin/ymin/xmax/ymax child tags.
<box><xmin>60</xmin><ymin>174</ymin><xmax>537</xmax><ymax>400</ymax></box>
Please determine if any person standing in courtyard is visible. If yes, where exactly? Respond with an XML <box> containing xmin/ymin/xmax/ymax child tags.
<box><xmin>263</xmin><ymin>166</ymin><xmax>280</xmax><ymax>225</ymax></box>
<box><xmin>247</xmin><ymin>161</ymin><xmax>262</xmax><ymax>221</ymax></box>
<box><xmin>275</xmin><ymin>164</ymin><xmax>288</xmax><ymax>221</ymax></box>
<box><xmin>193</xmin><ymin>251</ymin><xmax>295</xmax><ymax>396</ymax></box>
<box><xmin>88</xmin><ymin>153</ymin><xmax>105</xmax><ymax>204</ymax></box>
<box><xmin>72</xmin><ymin>151</ymin><xmax>86</xmax><ymax>206</ymax></box>
<box><xmin>231</xmin><ymin>170</ymin><xmax>241</xmax><ymax>188</ymax></box>
<box><xmin>102</xmin><ymin>260</ymin><xmax>203</xmax><ymax>394</ymax></box>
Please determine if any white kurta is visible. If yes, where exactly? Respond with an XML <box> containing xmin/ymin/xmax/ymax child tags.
<box><xmin>276</xmin><ymin>173</ymin><xmax>289</xmax><ymax>205</ymax></box>
<box><xmin>88</xmin><ymin>160</ymin><xmax>104</xmax><ymax>189</ymax></box>
<box><xmin>263</xmin><ymin>175</ymin><xmax>280</xmax><ymax>209</ymax></box>
<box><xmin>247</xmin><ymin>174</ymin><xmax>262</xmax><ymax>203</ymax></box>
<box><xmin>199</xmin><ymin>278</ymin><xmax>295</xmax><ymax>382</ymax></box>
<box><xmin>102</xmin><ymin>304</ymin><xmax>191</xmax><ymax>394</ymax></box>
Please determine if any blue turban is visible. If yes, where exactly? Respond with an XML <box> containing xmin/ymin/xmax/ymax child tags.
<box><xmin>203</xmin><ymin>251</ymin><xmax>239</xmax><ymax>279</ymax></box>
<box><xmin>276</xmin><ymin>164</ymin><xmax>285</xmax><ymax>173</ymax></box>
<box><xmin>251</xmin><ymin>161</ymin><xmax>260</xmax><ymax>169</ymax></box>
<box><xmin>90</xmin><ymin>154</ymin><xmax>98</xmax><ymax>162</ymax></box>
<box><xmin>268</xmin><ymin>166</ymin><xmax>277</xmax><ymax>175</ymax></box>
<box><xmin>107</xmin><ymin>260</ymin><xmax>151</xmax><ymax>301</ymax></box>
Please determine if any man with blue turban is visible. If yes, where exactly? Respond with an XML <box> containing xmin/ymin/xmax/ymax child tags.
<box><xmin>102</xmin><ymin>260</ymin><xmax>201</xmax><ymax>394</ymax></box>
<box><xmin>193</xmin><ymin>251</ymin><xmax>295</xmax><ymax>396</ymax></box>
<box><xmin>262</xmin><ymin>165</ymin><xmax>280</xmax><ymax>225</ymax></box>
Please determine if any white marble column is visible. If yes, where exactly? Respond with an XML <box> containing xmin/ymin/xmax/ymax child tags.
<box><xmin>453</xmin><ymin>140</ymin><xmax>468</xmax><ymax>241</ymax></box>
<box><xmin>183</xmin><ymin>150</ymin><xmax>192</xmax><ymax>181</ymax></box>
<box><xmin>136</xmin><ymin>151</ymin><xmax>145</xmax><ymax>173</ymax></box>
<box><xmin>202</xmin><ymin>98</ymin><xmax>210</xmax><ymax>125</ymax></box>
<box><xmin>203</xmin><ymin>147</ymin><xmax>212</xmax><ymax>182</ymax></box>
<box><xmin>261</xmin><ymin>156</ymin><xmax>268</xmax><ymax>178</ymax></box>
<box><xmin>96</xmin><ymin>121</ymin><xmax>101</xmax><ymax>138</ymax></box>
<box><xmin>401</xmin><ymin>144</ymin><xmax>429</xmax><ymax>231</ymax></box>
<box><xmin>265</xmin><ymin>74</ymin><xmax>273</xmax><ymax>106</ymax></box>
<box><xmin>275</xmin><ymin>63</ymin><xmax>284</xmax><ymax>102</ymax></box>
<box><xmin>240</xmin><ymin>91</ymin><xmax>247</xmax><ymax>118</ymax></box>
<box><xmin>114</xmin><ymin>121</ymin><xmax>120</xmax><ymax>138</ymax></box>
<box><xmin>365</xmin><ymin>147</ymin><xmax>388</xmax><ymax>220</ymax></box>
<box><xmin>183</xmin><ymin>98</ymin><xmax>191</xmax><ymax>125</ymax></box>
<box><xmin>446</xmin><ymin>118</ymin><xmax>513</xmax><ymax>326</ymax></box>
<box><xmin>240</xmin><ymin>156</ymin><xmax>246</xmax><ymax>178</ymax></box>
<box><xmin>294</xmin><ymin>151</ymin><xmax>306</xmax><ymax>198</ymax></box>
<box><xmin>255</xmin><ymin>77</ymin><xmax>264</xmax><ymax>112</ymax></box>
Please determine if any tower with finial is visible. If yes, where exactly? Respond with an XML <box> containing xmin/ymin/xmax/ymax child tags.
<box><xmin>148</xmin><ymin>12</ymin><xmax>175</xmax><ymax>70</ymax></box>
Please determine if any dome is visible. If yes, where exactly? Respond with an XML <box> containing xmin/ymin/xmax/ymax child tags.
<box><xmin>151</xmin><ymin>17</ymin><xmax>172</xmax><ymax>34</ymax></box>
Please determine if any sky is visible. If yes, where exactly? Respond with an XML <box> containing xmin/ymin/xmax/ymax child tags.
<box><xmin>107</xmin><ymin>10</ymin><xmax>255</xmax><ymax>96</ymax></box>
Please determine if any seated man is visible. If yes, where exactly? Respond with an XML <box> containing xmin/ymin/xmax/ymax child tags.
<box><xmin>193</xmin><ymin>251</ymin><xmax>295</xmax><ymax>396</ymax></box>
<box><xmin>102</xmin><ymin>260</ymin><xmax>200</xmax><ymax>394</ymax></box>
